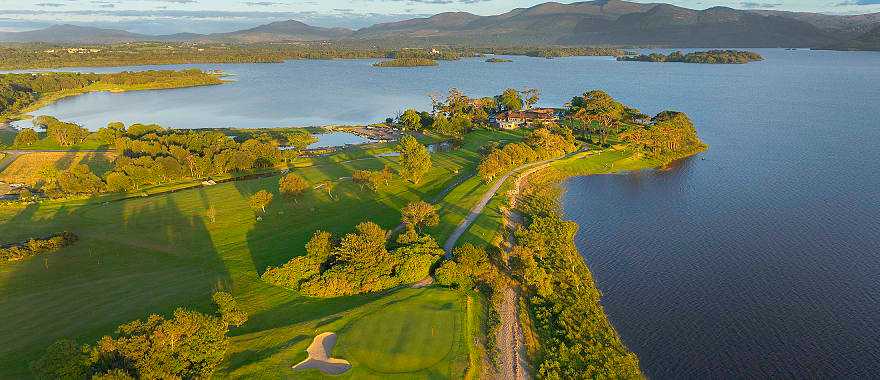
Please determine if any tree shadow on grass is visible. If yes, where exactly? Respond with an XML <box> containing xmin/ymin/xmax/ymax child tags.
<box><xmin>223</xmin><ymin>334</ymin><xmax>309</xmax><ymax>374</ymax></box>
<box><xmin>0</xmin><ymin>191</ymin><xmax>231</xmax><ymax>378</ymax></box>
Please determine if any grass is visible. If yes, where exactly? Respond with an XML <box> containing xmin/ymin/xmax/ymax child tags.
<box><xmin>219</xmin><ymin>287</ymin><xmax>469</xmax><ymax>379</ymax></box>
<box><xmin>0</xmin><ymin>129</ymin><xmax>523</xmax><ymax>378</ymax></box>
<box><xmin>0</xmin><ymin>151</ymin><xmax>116</xmax><ymax>186</ymax></box>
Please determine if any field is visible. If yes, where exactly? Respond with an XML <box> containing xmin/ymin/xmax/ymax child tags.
<box><xmin>0</xmin><ymin>151</ymin><xmax>116</xmax><ymax>186</ymax></box>
<box><xmin>0</xmin><ymin>129</ymin><xmax>526</xmax><ymax>378</ymax></box>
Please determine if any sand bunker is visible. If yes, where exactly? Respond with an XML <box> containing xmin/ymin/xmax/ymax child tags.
<box><xmin>292</xmin><ymin>332</ymin><xmax>352</xmax><ymax>375</ymax></box>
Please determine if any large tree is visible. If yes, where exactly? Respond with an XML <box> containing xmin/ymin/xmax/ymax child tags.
<box><xmin>498</xmin><ymin>88</ymin><xmax>523</xmax><ymax>112</ymax></box>
<box><xmin>249</xmin><ymin>190</ymin><xmax>273</xmax><ymax>214</ymax></box>
<box><xmin>396</xmin><ymin>135</ymin><xmax>432</xmax><ymax>185</ymax></box>
<box><xmin>400</xmin><ymin>201</ymin><xmax>439</xmax><ymax>243</ymax></box>
<box><xmin>279</xmin><ymin>173</ymin><xmax>309</xmax><ymax>200</ymax></box>
<box><xmin>399</xmin><ymin>109</ymin><xmax>422</xmax><ymax>131</ymax></box>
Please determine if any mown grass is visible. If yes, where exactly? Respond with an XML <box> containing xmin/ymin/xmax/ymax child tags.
<box><xmin>220</xmin><ymin>287</ymin><xmax>468</xmax><ymax>379</ymax></box>
<box><xmin>0</xmin><ymin>129</ymin><xmax>522</xmax><ymax>378</ymax></box>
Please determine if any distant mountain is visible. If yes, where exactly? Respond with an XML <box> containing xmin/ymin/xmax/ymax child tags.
<box><xmin>752</xmin><ymin>10</ymin><xmax>880</xmax><ymax>39</ymax></box>
<box><xmin>562</xmin><ymin>5</ymin><xmax>839</xmax><ymax>47</ymax></box>
<box><xmin>355</xmin><ymin>0</ymin><xmax>848</xmax><ymax>47</ymax></box>
<box><xmin>0</xmin><ymin>24</ymin><xmax>149</xmax><ymax>44</ymax></box>
<box><xmin>822</xmin><ymin>24</ymin><xmax>880</xmax><ymax>51</ymax></box>
<box><xmin>211</xmin><ymin>20</ymin><xmax>354</xmax><ymax>42</ymax></box>
<box><xmin>0</xmin><ymin>1</ymin><xmax>878</xmax><ymax>48</ymax></box>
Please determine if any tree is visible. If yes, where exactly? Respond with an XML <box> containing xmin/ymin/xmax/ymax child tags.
<box><xmin>400</xmin><ymin>109</ymin><xmax>422</xmax><ymax>131</ymax></box>
<box><xmin>249</xmin><ymin>190</ymin><xmax>273</xmax><ymax>214</ymax></box>
<box><xmin>498</xmin><ymin>88</ymin><xmax>523</xmax><ymax>112</ymax></box>
<box><xmin>396</xmin><ymin>135</ymin><xmax>432</xmax><ymax>184</ymax></box>
<box><xmin>14</xmin><ymin>128</ymin><xmax>38</xmax><ymax>147</ymax></box>
<box><xmin>29</xmin><ymin>339</ymin><xmax>88</xmax><ymax>380</ymax></box>
<box><xmin>279</xmin><ymin>173</ymin><xmax>309</xmax><ymax>200</ymax></box>
<box><xmin>105</xmin><ymin>172</ymin><xmax>133</xmax><ymax>192</ymax></box>
<box><xmin>212</xmin><ymin>292</ymin><xmax>248</xmax><ymax>327</ymax></box>
<box><xmin>401</xmin><ymin>201</ymin><xmax>439</xmax><ymax>234</ymax></box>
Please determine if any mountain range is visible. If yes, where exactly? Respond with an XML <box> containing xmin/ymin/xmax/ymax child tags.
<box><xmin>1</xmin><ymin>0</ymin><xmax>878</xmax><ymax>50</ymax></box>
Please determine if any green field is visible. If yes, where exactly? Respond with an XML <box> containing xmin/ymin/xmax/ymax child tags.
<box><xmin>0</xmin><ymin>129</ymin><xmax>525</xmax><ymax>378</ymax></box>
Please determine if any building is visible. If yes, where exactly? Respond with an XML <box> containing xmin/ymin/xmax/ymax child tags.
<box><xmin>493</xmin><ymin>108</ymin><xmax>560</xmax><ymax>129</ymax></box>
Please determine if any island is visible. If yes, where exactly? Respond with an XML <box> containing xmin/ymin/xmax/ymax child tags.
<box><xmin>373</xmin><ymin>58</ymin><xmax>439</xmax><ymax>67</ymax></box>
<box><xmin>1</xmin><ymin>87</ymin><xmax>705</xmax><ymax>379</ymax></box>
<box><xmin>486</xmin><ymin>58</ymin><xmax>513</xmax><ymax>63</ymax></box>
<box><xmin>618</xmin><ymin>50</ymin><xmax>764</xmax><ymax>64</ymax></box>
<box><xmin>0</xmin><ymin>69</ymin><xmax>224</xmax><ymax>122</ymax></box>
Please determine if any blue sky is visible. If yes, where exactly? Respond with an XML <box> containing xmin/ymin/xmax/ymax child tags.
<box><xmin>0</xmin><ymin>0</ymin><xmax>877</xmax><ymax>34</ymax></box>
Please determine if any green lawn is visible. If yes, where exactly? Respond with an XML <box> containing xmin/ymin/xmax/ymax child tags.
<box><xmin>219</xmin><ymin>287</ymin><xmax>469</xmax><ymax>379</ymax></box>
<box><xmin>0</xmin><ymin>129</ymin><xmax>524</xmax><ymax>378</ymax></box>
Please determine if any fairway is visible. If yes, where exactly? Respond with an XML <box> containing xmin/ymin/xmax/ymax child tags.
<box><xmin>340</xmin><ymin>290</ymin><xmax>460</xmax><ymax>374</ymax></box>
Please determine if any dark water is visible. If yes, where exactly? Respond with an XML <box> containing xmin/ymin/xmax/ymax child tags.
<box><xmin>11</xmin><ymin>50</ymin><xmax>880</xmax><ymax>377</ymax></box>
<box><xmin>561</xmin><ymin>53</ymin><xmax>880</xmax><ymax>377</ymax></box>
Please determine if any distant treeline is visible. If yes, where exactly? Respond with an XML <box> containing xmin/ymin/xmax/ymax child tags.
<box><xmin>0</xmin><ymin>43</ymin><xmax>627</xmax><ymax>70</ymax></box>
<box><xmin>618</xmin><ymin>50</ymin><xmax>764</xmax><ymax>64</ymax></box>
<box><xmin>1</xmin><ymin>232</ymin><xmax>78</xmax><ymax>262</ymax></box>
<box><xmin>374</xmin><ymin>58</ymin><xmax>439</xmax><ymax>67</ymax></box>
<box><xmin>0</xmin><ymin>69</ymin><xmax>222</xmax><ymax>120</ymax></box>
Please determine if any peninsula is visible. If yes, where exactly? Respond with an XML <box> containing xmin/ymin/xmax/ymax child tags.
<box><xmin>1</xmin><ymin>87</ymin><xmax>704</xmax><ymax>379</ymax></box>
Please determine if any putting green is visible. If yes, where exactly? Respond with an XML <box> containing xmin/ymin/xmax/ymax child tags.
<box><xmin>339</xmin><ymin>289</ymin><xmax>461</xmax><ymax>374</ymax></box>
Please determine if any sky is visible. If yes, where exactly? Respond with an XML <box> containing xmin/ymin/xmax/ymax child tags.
<box><xmin>0</xmin><ymin>0</ymin><xmax>878</xmax><ymax>34</ymax></box>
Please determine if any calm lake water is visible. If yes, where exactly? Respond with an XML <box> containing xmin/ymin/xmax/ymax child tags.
<box><xmin>13</xmin><ymin>50</ymin><xmax>880</xmax><ymax>377</ymax></box>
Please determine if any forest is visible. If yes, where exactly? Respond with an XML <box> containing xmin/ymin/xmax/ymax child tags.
<box><xmin>0</xmin><ymin>69</ymin><xmax>222</xmax><ymax>120</ymax></box>
<box><xmin>618</xmin><ymin>50</ymin><xmax>764</xmax><ymax>64</ymax></box>
<box><xmin>0</xmin><ymin>43</ymin><xmax>626</xmax><ymax>70</ymax></box>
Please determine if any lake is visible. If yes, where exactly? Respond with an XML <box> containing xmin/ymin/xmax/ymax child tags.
<box><xmin>12</xmin><ymin>50</ymin><xmax>880</xmax><ymax>377</ymax></box>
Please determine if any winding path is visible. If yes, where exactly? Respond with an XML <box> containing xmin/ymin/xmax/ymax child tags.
<box><xmin>442</xmin><ymin>158</ymin><xmax>556</xmax><ymax>257</ymax></box>
<box><xmin>441</xmin><ymin>150</ymin><xmax>584</xmax><ymax>380</ymax></box>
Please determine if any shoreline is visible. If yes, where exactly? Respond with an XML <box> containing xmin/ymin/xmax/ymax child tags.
<box><xmin>505</xmin><ymin>146</ymin><xmax>704</xmax><ymax>376</ymax></box>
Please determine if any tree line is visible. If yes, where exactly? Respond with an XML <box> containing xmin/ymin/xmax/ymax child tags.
<box><xmin>618</xmin><ymin>50</ymin><xmax>764</xmax><ymax>64</ymax></box>
<box><xmin>0</xmin><ymin>43</ymin><xmax>626</xmax><ymax>71</ymax></box>
<box><xmin>477</xmin><ymin>126</ymin><xmax>578</xmax><ymax>182</ymax></box>
<box><xmin>22</xmin><ymin>118</ymin><xmax>313</xmax><ymax>198</ymax></box>
<box><xmin>0</xmin><ymin>232</ymin><xmax>78</xmax><ymax>262</ymax></box>
<box><xmin>0</xmin><ymin>69</ymin><xmax>221</xmax><ymax>120</ymax></box>
<box><xmin>510</xmin><ymin>169</ymin><xmax>643</xmax><ymax>378</ymax></box>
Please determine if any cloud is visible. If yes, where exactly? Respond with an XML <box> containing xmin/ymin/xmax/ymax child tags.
<box><xmin>739</xmin><ymin>2</ymin><xmax>782</xmax><ymax>8</ymax></box>
<box><xmin>243</xmin><ymin>1</ymin><xmax>285</xmax><ymax>5</ymax></box>
<box><xmin>836</xmin><ymin>0</ymin><xmax>880</xmax><ymax>6</ymax></box>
